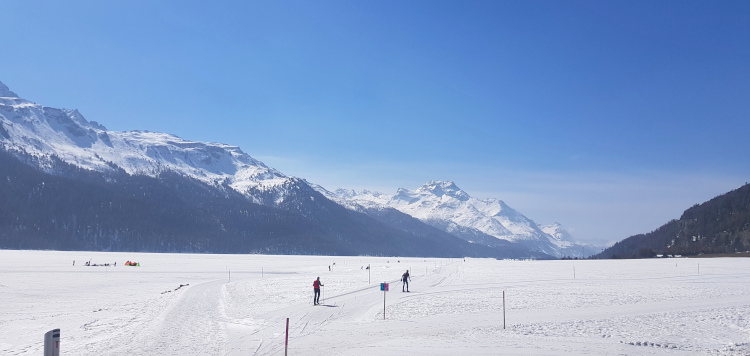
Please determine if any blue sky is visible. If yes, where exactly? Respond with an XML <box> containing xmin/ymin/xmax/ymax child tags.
<box><xmin>2</xmin><ymin>1</ymin><xmax>749</xmax><ymax>245</ymax></box>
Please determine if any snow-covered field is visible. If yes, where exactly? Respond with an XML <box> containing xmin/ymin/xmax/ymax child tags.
<box><xmin>1</xmin><ymin>250</ymin><xmax>748</xmax><ymax>355</ymax></box>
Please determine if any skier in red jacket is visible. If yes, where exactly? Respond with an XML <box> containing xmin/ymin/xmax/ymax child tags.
<box><xmin>313</xmin><ymin>277</ymin><xmax>324</xmax><ymax>305</ymax></box>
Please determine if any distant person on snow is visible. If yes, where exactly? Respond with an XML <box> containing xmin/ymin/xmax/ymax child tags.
<box><xmin>402</xmin><ymin>270</ymin><xmax>410</xmax><ymax>292</ymax></box>
<box><xmin>313</xmin><ymin>277</ymin><xmax>324</xmax><ymax>305</ymax></box>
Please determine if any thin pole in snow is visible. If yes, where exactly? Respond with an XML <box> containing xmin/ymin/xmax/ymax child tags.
<box><xmin>503</xmin><ymin>290</ymin><xmax>506</xmax><ymax>330</ymax></box>
<box><xmin>228</xmin><ymin>269</ymin><xmax>230</xmax><ymax>282</ymax></box>
<box><xmin>573</xmin><ymin>266</ymin><xmax>576</xmax><ymax>279</ymax></box>
<box><xmin>285</xmin><ymin>317</ymin><xmax>289</xmax><ymax>356</ymax></box>
<box><xmin>383</xmin><ymin>283</ymin><xmax>387</xmax><ymax>320</ymax></box>
<box><xmin>262</xmin><ymin>267</ymin><xmax>264</xmax><ymax>279</ymax></box>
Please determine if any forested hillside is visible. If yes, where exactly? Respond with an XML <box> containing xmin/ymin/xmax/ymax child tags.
<box><xmin>597</xmin><ymin>183</ymin><xmax>750</xmax><ymax>258</ymax></box>
<box><xmin>0</xmin><ymin>148</ymin><xmax>516</xmax><ymax>257</ymax></box>
<box><xmin>0</xmin><ymin>148</ymin><xmax>317</xmax><ymax>253</ymax></box>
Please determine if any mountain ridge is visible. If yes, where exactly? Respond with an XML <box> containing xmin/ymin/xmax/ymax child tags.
<box><xmin>0</xmin><ymin>80</ymin><xmax>586</xmax><ymax>258</ymax></box>
<box><xmin>317</xmin><ymin>180</ymin><xmax>596</xmax><ymax>257</ymax></box>
<box><xmin>596</xmin><ymin>183</ymin><xmax>750</xmax><ymax>258</ymax></box>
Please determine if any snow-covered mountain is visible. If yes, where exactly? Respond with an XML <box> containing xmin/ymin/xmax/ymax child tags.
<box><xmin>538</xmin><ymin>222</ymin><xmax>601</xmax><ymax>258</ymax></box>
<box><xmin>319</xmin><ymin>180</ymin><xmax>586</xmax><ymax>257</ymax></box>
<box><xmin>1</xmin><ymin>80</ymin><xmax>590</xmax><ymax>258</ymax></box>
<box><xmin>2</xmin><ymin>80</ymin><xmax>523</xmax><ymax>257</ymax></box>
<box><xmin>539</xmin><ymin>222</ymin><xmax>576</xmax><ymax>247</ymax></box>
<box><xmin>0</xmin><ymin>81</ymin><xmax>293</xmax><ymax>206</ymax></box>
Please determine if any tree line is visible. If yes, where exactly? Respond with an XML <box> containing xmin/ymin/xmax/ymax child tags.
<box><xmin>597</xmin><ymin>183</ymin><xmax>750</xmax><ymax>259</ymax></box>
<box><xmin>0</xmin><ymin>148</ymin><xmax>518</xmax><ymax>258</ymax></box>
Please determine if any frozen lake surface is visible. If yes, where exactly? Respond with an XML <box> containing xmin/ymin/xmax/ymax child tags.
<box><xmin>1</xmin><ymin>250</ymin><xmax>748</xmax><ymax>355</ymax></box>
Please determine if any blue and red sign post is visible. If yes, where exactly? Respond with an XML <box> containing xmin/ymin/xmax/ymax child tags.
<box><xmin>380</xmin><ymin>282</ymin><xmax>389</xmax><ymax>319</ymax></box>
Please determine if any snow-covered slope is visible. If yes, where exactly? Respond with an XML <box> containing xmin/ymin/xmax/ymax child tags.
<box><xmin>322</xmin><ymin>180</ymin><xmax>566</xmax><ymax>256</ymax></box>
<box><xmin>0</xmin><ymin>81</ymin><xmax>18</xmax><ymax>97</ymax></box>
<box><xmin>540</xmin><ymin>222</ymin><xmax>576</xmax><ymax>249</ymax></box>
<box><xmin>1</xmin><ymin>80</ymin><xmax>591</xmax><ymax>258</ymax></box>
<box><xmin>539</xmin><ymin>222</ymin><xmax>605</xmax><ymax>258</ymax></box>
<box><xmin>0</xmin><ymin>81</ymin><xmax>291</xmax><ymax>205</ymax></box>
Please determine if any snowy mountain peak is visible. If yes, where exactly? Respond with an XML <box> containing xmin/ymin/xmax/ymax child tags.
<box><xmin>324</xmin><ymin>180</ymin><xmax>558</xmax><ymax>256</ymax></box>
<box><xmin>538</xmin><ymin>222</ymin><xmax>604</xmax><ymax>258</ymax></box>
<box><xmin>334</xmin><ymin>188</ymin><xmax>380</xmax><ymax>199</ymax></box>
<box><xmin>539</xmin><ymin>223</ymin><xmax>574</xmax><ymax>244</ymax></box>
<box><xmin>325</xmin><ymin>180</ymin><xmax>602</xmax><ymax>258</ymax></box>
<box><xmin>417</xmin><ymin>180</ymin><xmax>470</xmax><ymax>201</ymax></box>
<box><xmin>0</xmin><ymin>79</ymin><xmax>294</xmax><ymax>207</ymax></box>
<box><xmin>0</xmin><ymin>81</ymin><xmax>19</xmax><ymax>98</ymax></box>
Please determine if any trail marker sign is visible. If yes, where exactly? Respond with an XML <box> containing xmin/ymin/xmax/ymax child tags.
<box><xmin>44</xmin><ymin>328</ymin><xmax>60</xmax><ymax>356</ymax></box>
<box><xmin>381</xmin><ymin>282</ymin><xmax>389</xmax><ymax>319</ymax></box>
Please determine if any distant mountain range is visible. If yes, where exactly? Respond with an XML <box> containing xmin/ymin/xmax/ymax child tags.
<box><xmin>596</xmin><ymin>183</ymin><xmax>750</xmax><ymax>258</ymax></box>
<box><xmin>317</xmin><ymin>181</ymin><xmax>601</xmax><ymax>257</ymax></box>
<box><xmin>0</xmin><ymin>80</ymin><xmax>596</xmax><ymax>258</ymax></box>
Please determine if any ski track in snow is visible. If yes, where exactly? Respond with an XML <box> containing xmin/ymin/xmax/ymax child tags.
<box><xmin>0</xmin><ymin>251</ymin><xmax>749</xmax><ymax>355</ymax></box>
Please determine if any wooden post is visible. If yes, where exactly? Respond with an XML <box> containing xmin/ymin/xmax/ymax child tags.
<box><xmin>285</xmin><ymin>317</ymin><xmax>289</xmax><ymax>356</ymax></box>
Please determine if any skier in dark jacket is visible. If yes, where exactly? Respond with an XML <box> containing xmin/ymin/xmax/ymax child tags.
<box><xmin>313</xmin><ymin>277</ymin><xmax>324</xmax><ymax>305</ymax></box>
<box><xmin>402</xmin><ymin>270</ymin><xmax>410</xmax><ymax>292</ymax></box>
